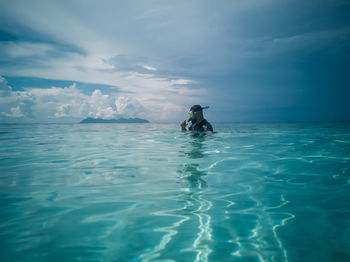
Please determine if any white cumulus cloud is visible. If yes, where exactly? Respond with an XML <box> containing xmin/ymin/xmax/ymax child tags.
<box><xmin>0</xmin><ymin>77</ymin><xmax>194</xmax><ymax>122</ymax></box>
<box><xmin>0</xmin><ymin>106</ymin><xmax>25</xmax><ymax>118</ymax></box>
<box><xmin>142</xmin><ymin>65</ymin><xmax>157</xmax><ymax>71</ymax></box>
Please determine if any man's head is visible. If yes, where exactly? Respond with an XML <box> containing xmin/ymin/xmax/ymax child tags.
<box><xmin>188</xmin><ymin>105</ymin><xmax>204</xmax><ymax>122</ymax></box>
<box><xmin>190</xmin><ymin>105</ymin><xmax>204</xmax><ymax>112</ymax></box>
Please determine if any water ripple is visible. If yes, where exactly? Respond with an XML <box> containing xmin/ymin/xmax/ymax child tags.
<box><xmin>1</xmin><ymin>123</ymin><xmax>349</xmax><ymax>261</ymax></box>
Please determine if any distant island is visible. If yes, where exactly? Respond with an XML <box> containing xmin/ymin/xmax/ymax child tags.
<box><xmin>80</xmin><ymin>117</ymin><xmax>149</xmax><ymax>123</ymax></box>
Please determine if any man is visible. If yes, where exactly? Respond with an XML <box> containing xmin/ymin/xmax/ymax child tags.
<box><xmin>181</xmin><ymin>105</ymin><xmax>213</xmax><ymax>132</ymax></box>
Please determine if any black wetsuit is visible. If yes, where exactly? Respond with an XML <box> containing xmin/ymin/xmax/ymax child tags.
<box><xmin>189</xmin><ymin>119</ymin><xmax>213</xmax><ymax>132</ymax></box>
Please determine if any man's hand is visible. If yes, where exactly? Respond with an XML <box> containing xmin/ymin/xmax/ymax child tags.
<box><xmin>180</xmin><ymin>120</ymin><xmax>187</xmax><ymax>131</ymax></box>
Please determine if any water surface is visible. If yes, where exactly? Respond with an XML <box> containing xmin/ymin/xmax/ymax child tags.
<box><xmin>0</xmin><ymin>123</ymin><xmax>349</xmax><ymax>262</ymax></box>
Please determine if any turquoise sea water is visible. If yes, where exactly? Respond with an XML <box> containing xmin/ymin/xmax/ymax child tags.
<box><xmin>0</xmin><ymin>123</ymin><xmax>349</xmax><ymax>262</ymax></box>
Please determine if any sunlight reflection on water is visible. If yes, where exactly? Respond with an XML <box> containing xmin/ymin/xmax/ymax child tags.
<box><xmin>0</xmin><ymin>123</ymin><xmax>350</xmax><ymax>261</ymax></box>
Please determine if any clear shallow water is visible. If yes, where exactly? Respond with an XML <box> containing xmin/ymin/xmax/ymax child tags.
<box><xmin>0</xmin><ymin>123</ymin><xmax>349</xmax><ymax>262</ymax></box>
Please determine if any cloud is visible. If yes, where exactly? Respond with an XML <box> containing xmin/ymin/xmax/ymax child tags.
<box><xmin>55</xmin><ymin>104</ymin><xmax>71</xmax><ymax>117</ymax></box>
<box><xmin>24</xmin><ymin>84</ymin><xmax>143</xmax><ymax>121</ymax></box>
<box><xmin>0</xmin><ymin>41</ymin><xmax>200</xmax><ymax>121</ymax></box>
<box><xmin>115</xmin><ymin>96</ymin><xmax>145</xmax><ymax>116</ymax></box>
<box><xmin>108</xmin><ymin>55</ymin><xmax>149</xmax><ymax>73</ymax></box>
<box><xmin>0</xmin><ymin>106</ymin><xmax>25</xmax><ymax>118</ymax></box>
<box><xmin>0</xmin><ymin>76</ymin><xmax>12</xmax><ymax>95</ymax></box>
<box><xmin>0</xmin><ymin>76</ymin><xmax>194</xmax><ymax>122</ymax></box>
<box><xmin>1</xmin><ymin>0</ymin><xmax>349</xmax><ymax>122</ymax></box>
<box><xmin>143</xmin><ymin>65</ymin><xmax>157</xmax><ymax>71</ymax></box>
<box><xmin>0</xmin><ymin>41</ymin><xmax>54</xmax><ymax>59</ymax></box>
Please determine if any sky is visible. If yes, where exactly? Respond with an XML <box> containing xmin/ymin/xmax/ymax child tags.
<box><xmin>0</xmin><ymin>0</ymin><xmax>349</xmax><ymax>123</ymax></box>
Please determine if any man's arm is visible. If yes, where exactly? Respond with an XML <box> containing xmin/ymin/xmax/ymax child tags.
<box><xmin>181</xmin><ymin>120</ymin><xmax>189</xmax><ymax>131</ymax></box>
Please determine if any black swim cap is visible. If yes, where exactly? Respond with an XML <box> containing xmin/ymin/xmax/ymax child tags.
<box><xmin>190</xmin><ymin>105</ymin><xmax>203</xmax><ymax>112</ymax></box>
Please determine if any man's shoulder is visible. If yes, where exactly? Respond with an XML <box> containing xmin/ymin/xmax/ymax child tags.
<box><xmin>203</xmin><ymin>119</ymin><xmax>211</xmax><ymax>124</ymax></box>
<box><xmin>203</xmin><ymin>119</ymin><xmax>213</xmax><ymax>131</ymax></box>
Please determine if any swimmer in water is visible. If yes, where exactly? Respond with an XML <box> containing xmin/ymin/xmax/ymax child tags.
<box><xmin>180</xmin><ymin>105</ymin><xmax>213</xmax><ymax>133</ymax></box>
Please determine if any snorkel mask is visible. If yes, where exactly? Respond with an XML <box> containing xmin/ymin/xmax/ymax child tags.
<box><xmin>187</xmin><ymin>105</ymin><xmax>209</xmax><ymax>122</ymax></box>
<box><xmin>188</xmin><ymin>111</ymin><xmax>194</xmax><ymax>119</ymax></box>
